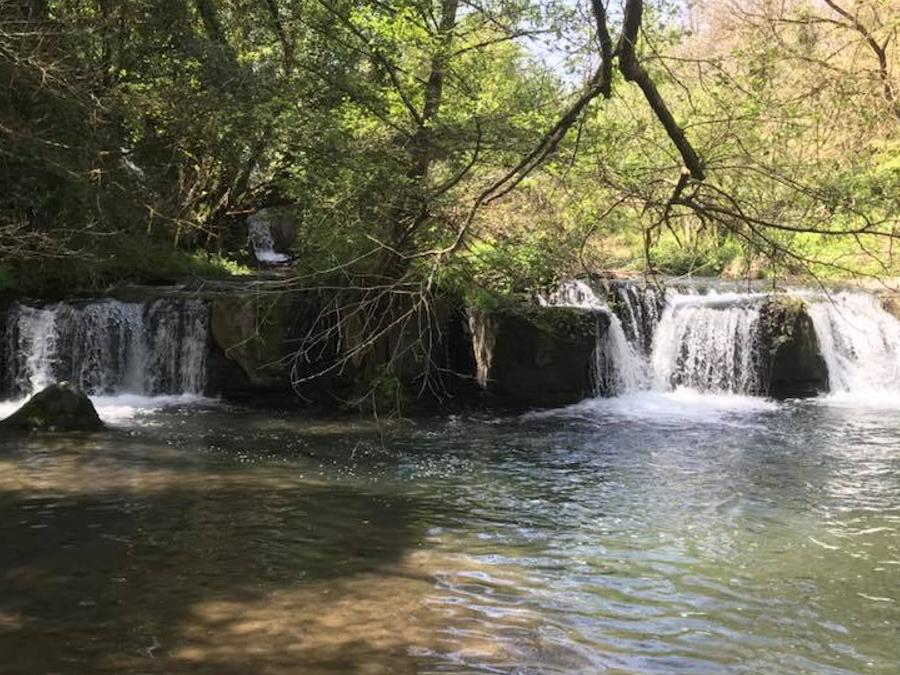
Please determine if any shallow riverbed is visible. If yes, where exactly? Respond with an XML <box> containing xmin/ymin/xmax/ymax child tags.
<box><xmin>1</xmin><ymin>392</ymin><xmax>898</xmax><ymax>674</ymax></box>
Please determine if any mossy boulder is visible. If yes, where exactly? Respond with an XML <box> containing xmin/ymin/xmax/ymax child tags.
<box><xmin>208</xmin><ymin>294</ymin><xmax>295</xmax><ymax>391</ymax></box>
<box><xmin>0</xmin><ymin>382</ymin><xmax>104</xmax><ymax>432</ymax></box>
<box><xmin>468</xmin><ymin>305</ymin><xmax>608</xmax><ymax>407</ymax></box>
<box><xmin>758</xmin><ymin>296</ymin><xmax>828</xmax><ymax>397</ymax></box>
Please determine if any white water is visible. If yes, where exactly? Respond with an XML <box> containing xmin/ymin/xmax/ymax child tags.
<box><xmin>525</xmin><ymin>387</ymin><xmax>778</xmax><ymax>426</ymax></box>
<box><xmin>543</xmin><ymin>281</ymin><xmax>900</xmax><ymax>405</ymax></box>
<box><xmin>542</xmin><ymin>282</ymin><xmax>766</xmax><ymax>396</ymax></box>
<box><xmin>806</xmin><ymin>292</ymin><xmax>900</xmax><ymax>398</ymax></box>
<box><xmin>1</xmin><ymin>298</ymin><xmax>210</xmax><ymax>399</ymax></box>
<box><xmin>650</xmin><ymin>291</ymin><xmax>764</xmax><ymax>395</ymax></box>
<box><xmin>0</xmin><ymin>393</ymin><xmax>216</xmax><ymax>426</ymax></box>
<box><xmin>13</xmin><ymin>305</ymin><xmax>60</xmax><ymax>393</ymax></box>
<box><xmin>248</xmin><ymin>211</ymin><xmax>290</xmax><ymax>263</ymax></box>
<box><xmin>613</xmin><ymin>283</ymin><xmax>662</xmax><ymax>354</ymax></box>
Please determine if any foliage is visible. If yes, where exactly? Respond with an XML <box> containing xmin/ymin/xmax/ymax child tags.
<box><xmin>2</xmin><ymin>0</ymin><xmax>899</xmax><ymax>300</ymax></box>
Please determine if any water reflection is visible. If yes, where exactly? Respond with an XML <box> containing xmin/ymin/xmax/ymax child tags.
<box><xmin>0</xmin><ymin>397</ymin><xmax>898</xmax><ymax>674</ymax></box>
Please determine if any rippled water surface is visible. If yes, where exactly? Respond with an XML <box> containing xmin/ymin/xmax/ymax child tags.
<box><xmin>1</xmin><ymin>393</ymin><xmax>898</xmax><ymax>674</ymax></box>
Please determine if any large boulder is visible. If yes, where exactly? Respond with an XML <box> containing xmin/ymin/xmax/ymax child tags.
<box><xmin>468</xmin><ymin>305</ymin><xmax>608</xmax><ymax>407</ymax></box>
<box><xmin>758</xmin><ymin>296</ymin><xmax>828</xmax><ymax>397</ymax></box>
<box><xmin>0</xmin><ymin>382</ymin><xmax>104</xmax><ymax>432</ymax></box>
<box><xmin>208</xmin><ymin>294</ymin><xmax>295</xmax><ymax>391</ymax></box>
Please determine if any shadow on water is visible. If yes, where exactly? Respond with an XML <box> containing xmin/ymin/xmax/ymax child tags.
<box><xmin>0</xmin><ymin>435</ymin><xmax>437</xmax><ymax>675</ymax></box>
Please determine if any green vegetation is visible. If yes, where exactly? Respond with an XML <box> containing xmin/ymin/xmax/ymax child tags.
<box><xmin>2</xmin><ymin>0</ymin><xmax>899</xmax><ymax>357</ymax></box>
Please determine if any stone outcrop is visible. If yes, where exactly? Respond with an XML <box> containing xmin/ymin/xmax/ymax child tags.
<box><xmin>468</xmin><ymin>305</ymin><xmax>608</xmax><ymax>407</ymax></box>
<box><xmin>0</xmin><ymin>382</ymin><xmax>104</xmax><ymax>432</ymax></box>
<box><xmin>758</xmin><ymin>296</ymin><xmax>828</xmax><ymax>398</ymax></box>
<box><xmin>208</xmin><ymin>293</ymin><xmax>298</xmax><ymax>392</ymax></box>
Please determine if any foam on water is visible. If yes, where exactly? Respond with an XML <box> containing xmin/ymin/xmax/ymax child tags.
<box><xmin>525</xmin><ymin>388</ymin><xmax>778</xmax><ymax>426</ymax></box>
<box><xmin>89</xmin><ymin>393</ymin><xmax>219</xmax><ymax>423</ymax></box>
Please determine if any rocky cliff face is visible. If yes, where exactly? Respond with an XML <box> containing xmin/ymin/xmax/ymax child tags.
<box><xmin>208</xmin><ymin>294</ymin><xmax>295</xmax><ymax>391</ymax></box>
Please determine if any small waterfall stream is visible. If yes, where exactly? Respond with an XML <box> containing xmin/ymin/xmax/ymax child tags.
<box><xmin>541</xmin><ymin>281</ymin><xmax>764</xmax><ymax>396</ymax></box>
<box><xmin>538</xmin><ymin>280</ymin><xmax>648</xmax><ymax>395</ymax></box>
<box><xmin>0</xmin><ymin>298</ymin><xmax>210</xmax><ymax>398</ymax></box>
<box><xmin>248</xmin><ymin>211</ymin><xmax>290</xmax><ymax>264</ymax></box>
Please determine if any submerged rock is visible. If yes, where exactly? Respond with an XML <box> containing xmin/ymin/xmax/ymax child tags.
<box><xmin>468</xmin><ymin>305</ymin><xmax>608</xmax><ymax>407</ymax></box>
<box><xmin>0</xmin><ymin>382</ymin><xmax>104</xmax><ymax>432</ymax></box>
<box><xmin>758</xmin><ymin>296</ymin><xmax>828</xmax><ymax>398</ymax></box>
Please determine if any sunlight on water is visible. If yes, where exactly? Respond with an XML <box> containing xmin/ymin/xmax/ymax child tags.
<box><xmin>1</xmin><ymin>396</ymin><xmax>898</xmax><ymax>674</ymax></box>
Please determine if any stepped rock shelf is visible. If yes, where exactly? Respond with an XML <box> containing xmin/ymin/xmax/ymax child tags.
<box><xmin>1</xmin><ymin>279</ymin><xmax>898</xmax><ymax>408</ymax></box>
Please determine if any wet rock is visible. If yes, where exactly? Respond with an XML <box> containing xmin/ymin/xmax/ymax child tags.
<box><xmin>0</xmin><ymin>382</ymin><xmax>104</xmax><ymax>432</ymax></box>
<box><xmin>880</xmin><ymin>292</ymin><xmax>900</xmax><ymax>321</ymax></box>
<box><xmin>468</xmin><ymin>305</ymin><xmax>608</xmax><ymax>407</ymax></box>
<box><xmin>758</xmin><ymin>296</ymin><xmax>828</xmax><ymax>398</ymax></box>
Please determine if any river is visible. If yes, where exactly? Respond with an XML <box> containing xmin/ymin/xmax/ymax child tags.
<box><xmin>1</xmin><ymin>390</ymin><xmax>898</xmax><ymax>674</ymax></box>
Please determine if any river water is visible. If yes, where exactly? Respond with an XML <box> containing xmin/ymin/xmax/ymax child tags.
<box><xmin>1</xmin><ymin>391</ymin><xmax>898</xmax><ymax>675</ymax></box>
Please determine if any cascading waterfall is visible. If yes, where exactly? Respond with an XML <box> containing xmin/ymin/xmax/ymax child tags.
<box><xmin>11</xmin><ymin>305</ymin><xmax>60</xmax><ymax>393</ymax></box>
<box><xmin>612</xmin><ymin>283</ymin><xmax>662</xmax><ymax>355</ymax></box>
<box><xmin>542</xmin><ymin>281</ymin><xmax>775</xmax><ymax>396</ymax></box>
<box><xmin>535</xmin><ymin>280</ymin><xmax>900</xmax><ymax>400</ymax></box>
<box><xmin>650</xmin><ymin>293</ymin><xmax>765</xmax><ymax>395</ymax></box>
<box><xmin>806</xmin><ymin>292</ymin><xmax>900</xmax><ymax>395</ymax></box>
<box><xmin>0</xmin><ymin>298</ymin><xmax>210</xmax><ymax>398</ymax></box>
<box><xmin>248</xmin><ymin>211</ymin><xmax>290</xmax><ymax>264</ymax></box>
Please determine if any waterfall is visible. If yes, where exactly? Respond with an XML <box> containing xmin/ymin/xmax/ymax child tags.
<box><xmin>11</xmin><ymin>305</ymin><xmax>60</xmax><ymax>393</ymax></box>
<box><xmin>612</xmin><ymin>283</ymin><xmax>662</xmax><ymax>355</ymax></box>
<box><xmin>650</xmin><ymin>293</ymin><xmax>765</xmax><ymax>395</ymax></box>
<box><xmin>248</xmin><ymin>211</ymin><xmax>290</xmax><ymax>263</ymax></box>
<box><xmin>538</xmin><ymin>280</ymin><xmax>649</xmax><ymax>395</ymax></box>
<box><xmin>0</xmin><ymin>298</ymin><xmax>210</xmax><ymax>398</ymax></box>
<box><xmin>806</xmin><ymin>292</ymin><xmax>900</xmax><ymax>395</ymax></box>
<box><xmin>542</xmin><ymin>282</ymin><xmax>776</xmax><ymax>396</ymax></box>
<box><xmin>531</xmin><ymin>281</ymin><xmax>900</xmax><ymax>401</ymax></box>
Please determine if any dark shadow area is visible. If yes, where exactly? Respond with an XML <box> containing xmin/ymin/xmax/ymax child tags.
<box><xmin>0</xmin><ymin>479</ymin><xmax>434</xmax><ymax>674</ymax></box>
